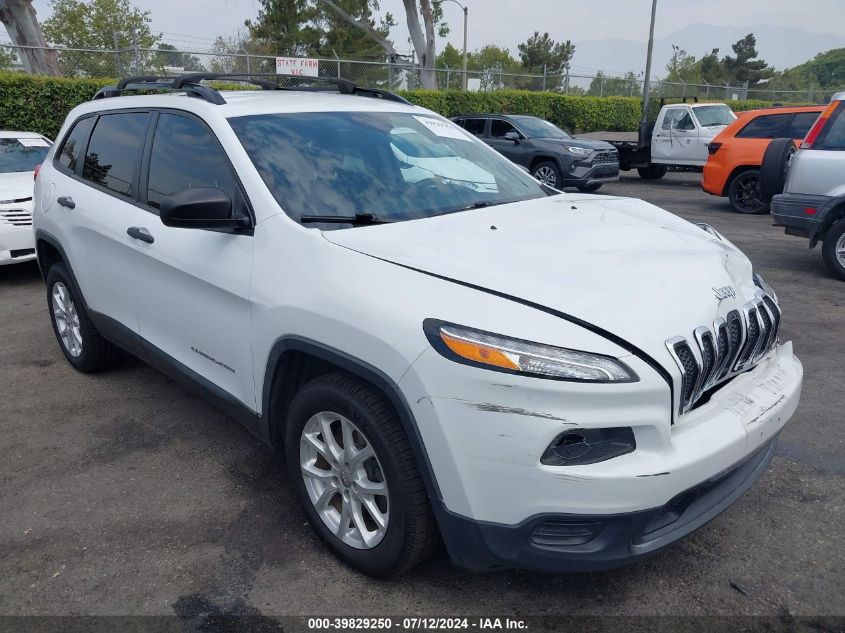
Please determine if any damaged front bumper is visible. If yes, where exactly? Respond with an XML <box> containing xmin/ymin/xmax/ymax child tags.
<box><xmin>400</xmin><ymin>341</ymin><xmax>802</xmax><ymax>571</ymax></box>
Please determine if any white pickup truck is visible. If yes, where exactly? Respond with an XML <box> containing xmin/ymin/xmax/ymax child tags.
<box><xmin>579</xmin><ymin>101</ymin><xmax>736</xmax><ymax>180</ymax></box>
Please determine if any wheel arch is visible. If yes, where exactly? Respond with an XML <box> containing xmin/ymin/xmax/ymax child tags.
<box><xmin>812</xmin><ymin>197</ymin><xmax>845</xmax><ymax>247</ymax></box>
<box><xmin>35</xmin><ymin>230</ymin><xmax>68</xmax><ymax>282</ymax></box>
<box><xmin>528</xmin><ymin>154</ymin><xmax>565</xmax><ymax>174</ymax></box>
<box><xmin>260</xmin><ymin>336</ymin><xmax>445</xmax><ymax>504</ymax></box>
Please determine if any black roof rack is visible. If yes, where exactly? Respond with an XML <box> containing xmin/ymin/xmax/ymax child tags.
<box><xmin>92</xmin><ymin>73</ymin><xmax>411</xmax><ymax>106</ymax></box>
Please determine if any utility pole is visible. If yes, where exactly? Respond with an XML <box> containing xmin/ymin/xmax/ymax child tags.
<box><xmin>113</xmin><ymin>31</ymin><xmax>122</xmax><ymax>77</ymax></box>
<box><xmin>443</xmin><ymin>0</ymin><xmax>468</xmax><ymax>90</ymax></box>
<box><xmin>639</xmin><ymin>0</ymin><xmax>658</xmax><ymax>146</ymax></box>
<box><xmin>131</xmin><ymin>28</ymin><xmax>140</xmax><ymax>74</ymax></box>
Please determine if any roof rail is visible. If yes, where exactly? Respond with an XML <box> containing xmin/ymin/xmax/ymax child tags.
<box><xmin>92</xmin><ymin>73</ymin><xmax>412</xmax><ymax>106</ymax></box>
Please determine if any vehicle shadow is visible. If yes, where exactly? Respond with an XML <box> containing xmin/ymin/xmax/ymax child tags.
<box><xmin>0</xmin><ymin>260</ymin><xmax>41</xmax><ymax>286</ymax></box>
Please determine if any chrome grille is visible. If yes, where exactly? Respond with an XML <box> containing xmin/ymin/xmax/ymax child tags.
<box><xmin>593</xmin><ymin>150</ymin><xmax>618</xmax><ymax>165</ymax></box>
<box><xmin>666</xmin><ymin>291</ymin><xmax>781</xmax><ymax>416</ymax></box>
<box><xmin>0</xmin><ymin>209</ymin><xmax>32</xmax><ymax>227</ymax></box>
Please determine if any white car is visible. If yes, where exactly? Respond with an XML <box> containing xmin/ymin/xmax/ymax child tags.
<box><xmin>33</xmin><ymin>75</ymin><xmax>802</xmax><ymax>576</ymax></box>
<box><xmin>1</xmin><ymin>131</ymin><xmax>51</xmax><ymax>265</ymax></box>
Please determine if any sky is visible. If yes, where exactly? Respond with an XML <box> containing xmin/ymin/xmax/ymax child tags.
<box><xmin>23</xmin><ymin>0</ymin><xmax>845</xmax><ymax>70</ymax></box>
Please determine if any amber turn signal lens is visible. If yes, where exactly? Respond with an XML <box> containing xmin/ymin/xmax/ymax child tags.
<box><xmin>440</xmin><ymin>330</ymin><xmax>520</xmax><ymax>370</ymax></box>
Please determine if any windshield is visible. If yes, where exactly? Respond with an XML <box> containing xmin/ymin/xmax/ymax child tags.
<box><xmin>0</xmin><ymin>137</ymin><xmax>51</xmax><ymax>173</ymax></box>
<box><xmin>693</xmin><ymin>105</ymin><xmax>736</xmax><ymax>127</ymax></box>
<box><xmin>229</xmin><ymin>112</ymin><xmax>549</xmax><ymax>226</ymax></box>
<box><xmin>512</xmin><ymin>116</ymin><xmax>571</xmax><ymax>139</ymax></box>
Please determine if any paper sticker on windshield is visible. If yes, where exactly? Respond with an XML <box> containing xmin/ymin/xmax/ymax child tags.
<box><xmin>414</xmin><ymin>116</ymin><xmax>470</xmax><ymax>141</ymax></box>
<box><xmin>18</xmin><ymin>138</ymin><xmax>49</xmax><ymax>148</ymax></box>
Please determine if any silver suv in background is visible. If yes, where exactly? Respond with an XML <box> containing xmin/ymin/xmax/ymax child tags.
<box><xmin>764</xmin><ymin>92</ymin><xmax>845</xmax><ymax>280</ymax></box>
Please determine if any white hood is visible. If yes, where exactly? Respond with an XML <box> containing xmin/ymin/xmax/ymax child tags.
<box><xmin>0</xmin><ymin>171</ymin><xmax>35</xmax><ymax>201</ymax></box>
<box><xmin>323</xmin><ymin>194</ymin><xmax>761</xmax><ymax>364</ymax></box>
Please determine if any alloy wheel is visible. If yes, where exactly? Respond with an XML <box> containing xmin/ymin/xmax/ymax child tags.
<box><xmin>533</xmin><ymin>166</ymin><xmax>557</xmax><ymax>187</ymax></box>
<box><xmin>733</xmin><ymin>172</ymin><xmax>764</xmax><ymax>212</ymax></box>
<box><xmin>836</xmin><ymin>233</ymin><xmax>845</xmax><ymax>268</ymax></box>
<box><xmin>299</xmin><ymin>411</ymin><xmax>389</xmax><ymax>549</ymax></box>
<box><xmin>52</xmin><ymin>282</ymin><xmax>82</xmax><ymax>358</ymax></box>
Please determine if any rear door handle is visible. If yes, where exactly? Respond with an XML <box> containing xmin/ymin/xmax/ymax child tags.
<box><xmin>127</xmin><ymin>226</ymin><xmax>154</xmax><ymax>244</ymax></box>
<box><xmin>57</xmin><ymin>196</ymin><xmax>75</xmax><ymax>209</ymax></box>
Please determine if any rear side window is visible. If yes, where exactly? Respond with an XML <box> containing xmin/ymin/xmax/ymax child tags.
<box><xmin>146</xmin><ymin>113</ymin><xmax>241</xmax><ymax>210</ymax></box>
<box><xmin>815</xmin><ymin>105</ymin><xmax>845</xmax><ymax>151</ymax></box>
<box><xmin>57</xmin><ymin>117</ymin><xmax>94</xmax><ymax>173</ymax></box>
<box><xmin>787</xmin><ymin>112</ymin><xmax>821</xmax><ymax>139</ymax></box>
<box><xmin>736</xmin><ymin>113</ymin><xmax>791</xmax><ymax>139</ymax></box>
<box><xmin>460</xmin><ymin>118</ymin><xmax>486</xmax><ymax>136</ymax></box>
<box><xmin>82</xmin><ymin>112</ymin><xmax>150</xmax><ymax>196</ymax></box>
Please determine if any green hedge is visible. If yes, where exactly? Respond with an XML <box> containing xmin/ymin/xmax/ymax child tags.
<box><xmin>0</xmin><ymin>72</ymin><xmax>791</xmax><ymax>140</ymax></box>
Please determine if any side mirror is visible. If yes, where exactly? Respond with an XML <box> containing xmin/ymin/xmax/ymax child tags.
<box><xmin>504</xmin><ymin>130</ymin><xmax>521</xmax><ymax>143</ymax></box>
<box><xmin>159</xmin><ymin>187</ymin><xmax>250</xmax><ymax>231</ymax></box>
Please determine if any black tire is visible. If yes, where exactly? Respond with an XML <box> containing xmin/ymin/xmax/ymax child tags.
<box><xmin>577</xmin><ymin>183</ymin><xmax>602</xmax><ymax>193</ymax></box>
<box><xmin>760</xmin><ymin>138</ymin><xmax>795</xmax><ymax>203</ymax></box>
<box><xmin>727</xmin><ymin>169</ymin><xmax>769</xmax><ymax>214</ymax></box>
<box><xmin>285</xmin><ymin>372</ymin><xmax>438</xmax><ymax>576</ymax></box>
<box><xmin>821</xmin><ymin>219</ymin><xmax>845</xmax><ymax>281</ymax></box>
<box><xmin>531</xmin><ymin>160</ymin><xmax>562</xmax><ymax>189</ymax></box>
<box><xmin>637</xmin><ymin>164</ymin><xmax>668</xmax><ymax>180</ymax></box>
<box><xmin>45</xmin><ymin>263</ymin><xmax>120</xmax><ymax>373</ymax></box>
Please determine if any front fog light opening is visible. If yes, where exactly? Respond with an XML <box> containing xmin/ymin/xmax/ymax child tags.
<box><xmin>541</xmin><ymin>427</ymin><xmax>636</xmax><ymax>466</ymax></box>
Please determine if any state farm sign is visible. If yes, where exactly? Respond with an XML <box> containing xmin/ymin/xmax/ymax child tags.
<box><xmin>275</xmin><ymin>57</ymin><xmax>320</xmax><ymax>77</ymax></box>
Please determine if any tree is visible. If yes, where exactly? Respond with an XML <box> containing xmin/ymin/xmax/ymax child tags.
<box><xmin>245</xmin><ymin>0</ymin><xmax>321</xmax><ymax>57</ymax></box>
<box><xmin>699</xmin><ymin>48</ymin><xmax>727</xmax><ymax>84</ymax></box>
<box><xmin>721</xmin><ymin>33</ymin><xmax>773</xmax><ymax>86</ymax></box>
<box><xmin>151</xmin><ymin>43</ymin><xmax>204</xmax><ymax>73</ymax></box>
<box><xmin>435</xmin><ymin>41</ymin><xmax>462</xmax><ymax>88</ymax></box>
<box><xmin>401</xmin><ymin>0</ymin><xmax>440</xmax><ymax>89</ymax></box>
<box><xmin>0</xmin><ymin>45</ymin><xmax>16</xmax><ymax>69</ymax></box>
<box><xmin>588</xmin><ymin>71</ymin><xmax>641</xmax><ymax>97</ymax></box>
<box><xmin>0</xmin><ymin>0</ymin><xmax>59</xmax><ymax>75</ymax></box>
<box><xmin>42</xmin><ymin>0</ymin><xmax>159</xmax><ymax>77</ymax></box>
<box><xmin>517</xmin><ymin>31</ymin><xmax>574</xmax><ymax>73</ymax></box>
<box><xmin>316</xmin><ymin>0</ymin><xmax>397</xmax><ymax>58</ymax></box>
<box><xmin>666</xmin><ymin>45</ymin><xmax>700</xmax><ymax>83</ymax></box>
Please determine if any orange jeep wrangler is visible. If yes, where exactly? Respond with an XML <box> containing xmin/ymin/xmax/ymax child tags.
<box><xmin>702</xmin><ymin>105</ymin><xmax>824</xmax><ymax>214</ymax></box>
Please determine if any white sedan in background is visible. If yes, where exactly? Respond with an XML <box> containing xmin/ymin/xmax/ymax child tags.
<box><xmin>1</xmin><ymin>131</ymin><xmax>52</xmax><ymax>265</ymax></box>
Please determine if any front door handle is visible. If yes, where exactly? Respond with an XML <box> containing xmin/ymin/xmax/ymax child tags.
<box><xmin>57</xmin><ymin>196</ymin><xmax>75</xmax><ymax>209</ymax></box>
<box><xmin>127</xmin><ymin>226</ymin><xmax>154</xmax><ymax>244</ymax></box>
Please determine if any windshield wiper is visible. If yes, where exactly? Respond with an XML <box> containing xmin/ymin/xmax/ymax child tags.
<box><xmin>300</xmin><ymin>213</ymin><xmax>392</xmax><ymax>226</ymax></box>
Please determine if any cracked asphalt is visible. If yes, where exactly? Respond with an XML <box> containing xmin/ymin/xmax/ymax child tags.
<box><xmin>1</xmin><ymin>172</ymin><xmax>842</xmax><ymax>623</ymax></box>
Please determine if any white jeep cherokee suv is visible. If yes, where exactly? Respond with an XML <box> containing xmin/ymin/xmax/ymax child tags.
<box><xmin>33</xmin><ymin>74</ymin><xmax>803</xmax><ymax>576</ymax></box>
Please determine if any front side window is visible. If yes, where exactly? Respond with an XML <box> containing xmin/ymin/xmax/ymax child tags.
<box><xmin>229</xmin><ymin>111</ymin><xmax>549</xmax><ymax>226</ymax></box>
<box><xmin>736</xmin><ymin>113</ymin><xmax>791</xmax><ymax>139</ymax></box>
<box><xmin>661</xmin><ymin>109</ymin><xmax>689</xmax><ymax>131</ymax></box>
<box><xmin>146</xmin><ymin>113</ymin><xmax>241</xmax><ymax>210</ymax></box>
<box><xmin>0</xmin><ymin>137</ymin><xmax>51</xmax><ymax>174</ymax></box>
<box><xmin>490</xmin><ymin>119</ymin><xmax>518</xmax><ymax>138</ymax></box>
<box><xmin>82</xmin><ymin>112</ymin><xmax>150</xmax><ymax>196</ymax></box>
<box><xmin>57</xmin><ymin>117</ymin><xmax>94</xmax><ymax>173</ymax></box>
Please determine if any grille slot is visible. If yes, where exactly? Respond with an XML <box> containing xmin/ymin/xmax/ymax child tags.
<box><xmin>0</xmin><ymin>209</ymin><xmax>32</xmax><ymax>227</ymax></box>
<box><xmin>666</xmin><ymin>293</ymin><xmax>779</xmax><ymax>417</ymax></box>
<box><xmin>593</xmin><ymin>150</ymin><xmax>618</xmax><ymax>165</ymax></box>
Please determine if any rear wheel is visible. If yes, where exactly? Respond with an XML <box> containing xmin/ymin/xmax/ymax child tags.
<box><xmin>577</xmin><ymin>183</ymin><xmax>602</xmax><ymax>193</ymax></box>
<box><xmin>531</xmin><ymin>161</ymin><xmax>562</xmax><ymax>189</ymax></box>
<box><xmin>728</xmin><ymin>169</ymin><xmax>768</xmax><ymax>214</ymax></box>
<box><xmin>285</xmin><ymin>372</ymin><xmax>438</xmax><ymax>576</ymax></box>
<box><xmin>821</xmin><ymin>219</ymin><xmax>845</xmax><ymax>281</ymax></box>
<box><xmin>45</xmin><ymin>263</ymin><xmax>120</xmax><ymax>372</ymax></box>
<box><xmin>760</xmin><ymin>138</ymin><xmax>795</xmax><ymax>203</ymax></box>
<box><xmin>637</xmin><ymin>164</ymin><xmax>668</xmax><ymax>180</ymax></box>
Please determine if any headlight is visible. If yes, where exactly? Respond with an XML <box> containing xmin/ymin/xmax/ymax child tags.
<box><xmin>424</xmin><ymin>320</ymin><xmax>638</xmax><ymax>382</ymax></box>
<box><xmin>753</xmin><ymin>272</ymin><xmax>778</xmax><ymax>304</ymax></box>
<box><xmin>566</xmin><ymin>145</ymin><xmax>592</xmax><ymax>157</ymax></box>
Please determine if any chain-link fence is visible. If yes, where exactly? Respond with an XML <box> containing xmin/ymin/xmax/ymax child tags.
<box><xmin>1</xmin><ymin>42</ymin><xmax>841</xmax><ymax>103</ymax></box>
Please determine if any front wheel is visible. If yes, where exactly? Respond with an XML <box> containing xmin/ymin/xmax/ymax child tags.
<box><xmin>531</xmin><ymin>161</ymin><xmax>562</xmax><ymax>189</ymax></box>
<box><xmin>285</xmin><ymin>372</ymin><xmax>438</xmax><ymax>576</ymax></box>
<box><xmin>822</xmin><ymin>219</ymin><xmax>845</xmax><ymax>281</ymax></box>
<box><xmin>637</xmin><ymin>164</ymin><xmax>668</xmax><ymax>180</ymax></box>
<box><xmin>577</xmin><ymin>183</ymin><xmax>602</xmax><ymax>193</ymax></box>
<box><xmin>728</xmin><ymin>169</ymin><xmax>769</xmax><ymax>214</ymax></box>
